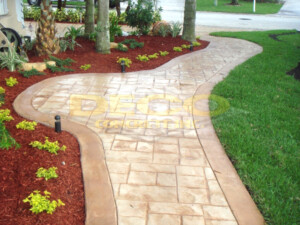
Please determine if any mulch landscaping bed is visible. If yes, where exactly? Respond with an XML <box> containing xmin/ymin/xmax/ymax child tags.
<box><xmin>0</xmin><ymin>35</ymin><xmax>209</xmax><ymax>225</ymax></box>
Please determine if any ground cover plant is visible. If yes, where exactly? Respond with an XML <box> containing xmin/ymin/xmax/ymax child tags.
<box><xmin>210</xmin><ymin>30</ymin><xmax>300</xmax><ymax>225</ymax></box>
<box><xmin>197</xmin><ymin>0</ymin><xmax>283</xmax><ymax>14</ymax></box>
<box><xmin>0</xmin><ymin>31</ymin><xmax>209</xmax><ymax>224</ymax></box>
<box><xmin>16</xmin><ymin>120</ymin><xmax>37</xmax><ymax>130</ymax></box>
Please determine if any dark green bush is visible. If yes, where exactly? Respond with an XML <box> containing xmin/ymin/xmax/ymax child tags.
<box><xmin>116</xmin><ymin>43</ymin><xmax>128</xmax><ymax>52</ymax></box>
<box><xmin>125</xmin><ymin>0</ymin><xmax>161</xmax><ymax>35</ymax></box>
<box><xmin>121</xmin><ymin>39</ymin><xmax>144</xmax><ymax>49</ymax></box>
<box><xmin>19</xmin><ymin>68</ymin><xmax>45</xmax><ymax>78</ymax></box>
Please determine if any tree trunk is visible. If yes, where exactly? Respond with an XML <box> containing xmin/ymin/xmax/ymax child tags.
<box><xmin>35</xmin><ymin>0</ymin><xmax>60</xmax><ymax>56</ymax></box>
<box><xmin>57</xmin><ymin>0</ymin><xmax>62</xmax><ymax>10</ymax></box>
<box><xmin>182</xmin><ymin>0</ymin><xmax>196</xmax><ymax>42</ymax></box>
<box><xmin>95</xmin><ymin>0</ymin><xmax>110</xmax><ymax>54</ymax></box>
<box><xmin>85</xmin><ymin>0</ymin><xmax>95</xmax><ymax>36</ymax></box>
<box><xmin>116</xmin><ymin>0</ymin><xmax>121</xmax><ymax>17</ymax></box>
<box><xmin>231</xmin><ymin>0</ymin><xmax>239</xmax><ymax>5</ymax></box>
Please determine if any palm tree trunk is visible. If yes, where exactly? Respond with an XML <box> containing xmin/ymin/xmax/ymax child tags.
<box><xmin>95</xmin><ymin>0</ymin><xmax>110</xmax><ymax>54</ymax></box>
<box><xmin>182</xmin><ymin>0</ymin><xmax>196</xmax><ymax>42</ymax></box>
<box><xmin>116</xmin><ymin>0</ymin><xmax>121</xmax><ymax>17</ymax></box>
<box><xmin>35</xmin><ymin>0</ymin><xmax>60</xmax><ymax>56</ymax></box>
<box><xmin>85</xmin><ymin>0</ymin><xmax>95</xmax><ymax>36</ymax></box>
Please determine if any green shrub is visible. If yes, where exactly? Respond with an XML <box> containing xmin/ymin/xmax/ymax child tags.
<box><xmin>29</xmin><ymin>137</ymin><xmax>66</xmax><ymax>155</ymax></box>
<box><xmin>46</xmin><ymin>63</ymin><xmax>74</xmax><ymax>73</ymax></box>
<box><xmin>0</xmin><ymin>87</ymin><xmax>5</xmax><ymax>95</ymax></box>
<box><xmin>16</xmin><ymin>120</ymin><xmax>37</xmax><ymax>131</ymax></box>
<box><xmin>173</xmin><ymin>46</ymin><xmax>182</xmax><ymax>52</ymax></box>
<box><xmin>181</xmin><ymin>44</ymin><xmax>190</xmax><ymax>49</ymax></box>
<box><xmin>80</xmin><ymin>64</ymin><xmax>91</xmax><ymax>70</ymax></box>
<box><xmin>170</xmin><ymin>22</ymin><xmax>182</xmax><ymax>38</ymax></box>
<box><xmin>19</xmin><ymin>68</ymin><xmax>45</xmax><ymax>78</ymax></box>
<box><xmin>0</xmin><ymin>109</ymin><xmax>13</xmax><ymax>123</ymax></box>
<box><xmin>0</xmin><ymin>122</ymin><xmax>20</xmax><ymax>150</ymax></box>
<box><xmin>148</xmin><ymin>53</ymin><xmax>158</xmax><ymax>59</ymax></box>
<box><xmin>159</xmin><ymin>51</ymin><xmax>169</xmax><ymax>56</ymax></box>
<box><xmin>153</xmin><ymin>9</ymin><xmax>162</xmax><ymax>23</ymax></box>
<box><xmin>109</xmin><ymin>12</ymin><xmax>123</xmax><ymax>42</ymax></box>
<box><xmin>192</xmin><ymin>41</ymin><xmax>201</xmax><ymax>47</ymax></box>
<box><xmin>59</xmin><ymin>39</ymin><xmax>69</xmax><ymax>52</ymax></box>
<box><xmin>88</xmin><ymin>32</ymin><xmax>97</xmax><ymax>41</ymax></box>
<box><xmin>129</xmin><ymin>41</ymin><xmax>144</xmax><ymax>49</ymax></box>
<box><xmin>23</xmin><ymin>38</ymin><xmax>36</xmax><ymax>52</ymax></box>
<box><xmin>158</xmin><ymin>25</ymin><xmax>169</xmax><ymax>37</ymax></box>
<box><xmin>5</xmin><ymin>77</ymin><xmax>18</xmax><ymax>87</ymax></box>
<box><xmin>129</xmin><ymin>30</ymin><xmax>140</xmax><ymax>36</ymax></box>
<box><xmin>48</xmin><ymin>56</ymin><xmax>75</xmax><ymax>67</ymax></box>
<box><xmin>117</xmin><ymin>57</ymin><xmax>132</xmax><ymax>68</ymax></box>
<box><xmin>125</xmin><ymin>0</ymin><xmax>161</xmax><ymax>35</ymax></box>
<box><xmin>136</xmin><ymin>54</ymin><xmax>149</xmax><ymax>62</ymax></box>
<box><xmin>118</xmin><ymin>12</ymin><xmax>127</xmax><ymax>24</ymax></box>
<box><xmin>62</xmin><ymin>27</ymin><xmax>83</xmax><ymax>51</ymax></box>
<box><xmin>116</xmin><ymin>43</ymin><xmax>128</xmax><ymax>52</ymax></box>
<box><xmin>64</xmin><ymin>26</ymin><xmax>84</xmax><ymax>40</ymax></box>
<box><xmin>121</xmin><ymin>39</ymin><xmax>144</xmax><ymax>49</ymax></box>
<box><xmin>55</xmin><ymin>8</ymin><xmax>68</xmax><ymax>22</ymax></box>
<box><xmin>23</xmin><ymin>190</ymin><xmax>65</xmax><ymax>214</ymax></box>
<box><xmin>36</xmin><ymin>167</ymin><xmax>58</xmax><ymax>181</ymax></box>
<box><xmin>23</xmin><ymin>6</ymin><xmax>41</xmax><ymax>21</ymax></box>
<box><xmin>0</xmin><ymin>47</ymin><xmax>27</xmax><ymax>72</ymax></box>
<box><xmin>59</xmin><ymin>38</ymin><xmax>81</xmax><ymax>52</ymax></box>
<box><xmin>32</xmin><ymin>7</ymin><xmax>41</xmax><ymax>20</ymax></box>
<box><xmin>23</xmin><ymin>6</ymin><xmax>31</xmax><ymax>19</ymax></box>
<box><xmin>0</xmin><ymin>87</ymin><xmax>5</xmax><ymax>107</ymax></box>
<box><xmin>67</xmin><ymin>8</ymin><xmax>82</xmax><ymax>23</ymax></box>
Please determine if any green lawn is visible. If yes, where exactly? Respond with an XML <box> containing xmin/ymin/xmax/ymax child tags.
<box><xmin>209</xmin><ymin>30</ymin><xmax>300</xmax><ymax>224</ymax></box>
<box><xmin>197</xmin><ymin>0</ymin><xmax>283</xmax><ymax>14</ymax></box>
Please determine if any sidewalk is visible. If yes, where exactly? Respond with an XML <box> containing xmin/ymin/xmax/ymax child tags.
<box><xmin>14</xmin><ymin>31</ymin><xmax>264</xmax><ymax>225</ymax></box>
<box><xmin>120</xmin><ymin>0</ymin><xmax>300</xmax><ymax>31</ymax></box>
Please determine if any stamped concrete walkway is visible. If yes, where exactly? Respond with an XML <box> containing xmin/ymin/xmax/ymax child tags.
<box><xmin>14</xmin><ymin>35</ymin><xmax>264</xmax><ymax>225</ymax></box>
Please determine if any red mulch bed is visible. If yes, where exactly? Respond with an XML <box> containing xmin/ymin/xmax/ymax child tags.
<box><xmin>0</xmin><ymin>35</ymin><xmax>209</xmax><ymax>225</ymax></box>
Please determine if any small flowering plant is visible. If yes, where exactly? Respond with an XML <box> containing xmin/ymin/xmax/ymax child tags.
<box><xmin>29</xmin><ymin>137</ymin><xmax>66</xmax><ymax>155</ymax></box>
<box><xmin>16</xmin><ymin>120</ymin><xmax>37</xmax><ymax>130</ymax></box>
<box><xmin>5</xmin><ymin>77</ymin><xmax>18</xmax><ymax>87</ymax></box>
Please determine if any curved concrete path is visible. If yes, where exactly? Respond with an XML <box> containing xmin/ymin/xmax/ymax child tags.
<box><xmin>14</xmin><ymin>35</ymin><xmax>264</xmax><ymax>225</ymax></box>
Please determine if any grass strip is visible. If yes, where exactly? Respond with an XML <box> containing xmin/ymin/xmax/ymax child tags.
<box><xmin>197</xmin><ymin>0</ymin><xmax>283</xmax><ymax>14</ymax></box>
<box><xmin>209</xmin><ymin>30</ymin><xmax>300</xmax><ymax>225</ymax></box>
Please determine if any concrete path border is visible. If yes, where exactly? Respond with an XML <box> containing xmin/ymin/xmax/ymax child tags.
<box><xmin>192</xmin><ymin>40</ymin><xmax>265</xmax><ymax>225</ymax></box>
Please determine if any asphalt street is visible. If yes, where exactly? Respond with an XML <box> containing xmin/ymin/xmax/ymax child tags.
<box><xmin>121</xmin><ymin>0</ymin><xmax>300</xmax><ymax>31</ymax></box>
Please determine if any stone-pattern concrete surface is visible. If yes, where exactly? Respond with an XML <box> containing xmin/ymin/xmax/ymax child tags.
<box><xmin>15</xmin><ymin>35</ymin><xmax>264</xmax><ymax>225</ymax></box>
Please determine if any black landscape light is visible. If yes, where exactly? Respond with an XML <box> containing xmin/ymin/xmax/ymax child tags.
<box><xmin>190</xmin><ymin>43</ymin><xmax>193</xmax><ymax>51</ymax></box>
<box><xmin>55</xmin><ymin>115</ymin><xmax>61</xmax><ymax>133</ymax></box>
<box><xmin>121</xmin><ymin>60</ymin><xmax>125</xmax><ymax>73</ymax></box>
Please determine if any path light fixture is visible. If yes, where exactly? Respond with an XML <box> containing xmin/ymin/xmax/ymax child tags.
<box><xmin>190</xmin><ymin>43</ymin><xmax>193</xmax><ymax>51</ymax></box>
<box><xmin>121</xmin><ymin>60</ymin><xmax>125</xmax><ymax>73</ymax></box>
<box><xmin>55</xmin><ymin>115</ymin><xmax>61</xmax><ymax>133</ymax></box>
